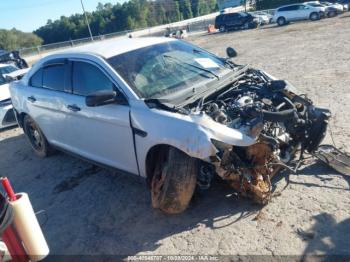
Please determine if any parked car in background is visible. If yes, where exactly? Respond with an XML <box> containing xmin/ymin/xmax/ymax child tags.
<box><xmin>304</xmin><ymin>1</ymin><xmax>328</xmax><ymax>17</ymax></box>
<box><xmin>328</xmin><ymin>0</ymin><xmax>350</xmax><ymax>10</ymax></box>
<box><xmin>273</xmin><ymin>3</ymin><xmax>323</xmax><ymax>26</ymax></box>
<box><xmin>0</xmin><ymin>64</ymin><xmax>29</xmax><ymax>129</ymax></box>
<box><xmin>215</xmin><ymin>12</ymin><xmax>258</xmax><ymax>32</ymax></box>
<box><xmin>320</xmin><ymin>1</ymin><xmax>344</xmax><ymax>16</ymax></box>
<box><xmin>251</xmin><ymin>11</ymin><xmax>273</xmax><ymax>25</ymax></box>
<box><xmin>0</xmin><ymin>50</ymin><xmax>28</xmax><ymax>70</ymax></box>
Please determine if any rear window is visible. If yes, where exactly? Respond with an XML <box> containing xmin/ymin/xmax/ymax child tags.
<box><xmin>279</xmin><ymin>5</ymin><xmax>299</xmax><ymax>11</ymax></box>
<box><xmin>30</xmin><ymin>69</ymin><xmax>43</xmax><ymax>87</ymax></box>
<box><xmin>42</xmin><ymin>64</ymin><xmax>65</xmax><ymax>91</ymax></box>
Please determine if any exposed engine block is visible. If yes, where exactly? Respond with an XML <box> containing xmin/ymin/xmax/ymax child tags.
<box><xmin>195</xmin><ymin>69</ymin><xmax>331</xmax><ymax>204</ymax></box>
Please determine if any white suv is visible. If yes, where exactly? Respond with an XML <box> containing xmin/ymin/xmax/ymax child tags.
<box><xmin>273</xmin><ymin>3</ymin><xmax>322</xmax><ymax>26</ymax></box>
<box><xmin>10</xmin><ymin>38</ymin><xmax>330</xmax><ymax>213</ymax></box>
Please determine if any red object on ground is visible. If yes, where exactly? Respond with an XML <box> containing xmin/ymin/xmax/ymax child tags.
<box><xmin>0</xmin><ymin>177</ymin><xmax>29</xmax><ymax>262</ymax></box>
<box><xmin>2</xmin><ymin>226</ymin><xmax>28</xmax><ymax>262</ymax></box>
<box><xmin>1</xmin><ymin>177</ymin><xmax>17</xmax><ymax>201</ymax></box>
<box><xmin>208</xmin><ymin>24</ymin><xmax>216</xmax><ymax>33</ymax></box>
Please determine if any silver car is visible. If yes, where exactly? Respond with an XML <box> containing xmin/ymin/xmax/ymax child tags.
<box><xmin>0</xmin><ymin>64</ymin><xmax>28</xmax><ymax>129</ymax></box>
<box><xmin>10</xmin><ymin>38</ymin><xmax>330</xmax><ymax>213</ymax></box>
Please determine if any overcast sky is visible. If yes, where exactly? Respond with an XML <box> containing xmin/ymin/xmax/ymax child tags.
<box><xmin>0</xmin><ymin>0</ymin><xmax>126</xmax><ymax>32</ymax></box>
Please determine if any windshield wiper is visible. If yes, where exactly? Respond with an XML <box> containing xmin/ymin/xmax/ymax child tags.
<box><xmin>163</xmin><ymin>54</ymin><xmax>220</xmax><ymax>80</ymax></box>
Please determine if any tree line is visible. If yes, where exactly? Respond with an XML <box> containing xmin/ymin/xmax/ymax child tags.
<box><xmin>35</xmin><ymin>0</ymin><xmax>218</xmax><ymax>45</ymax></box>
<box><xmin>254</xmin><ymin>0</ymin><xmax>304</xmax><ymax>10</ymax></box>
<box><xmin>0</xmin><ymin>0</ymin><xmax>306</xmax><ymax>50</ymax></box>
<box><xmin>0</xmin><ymin>29</ymin><xmax>43</xmax><ymax>51</ymax></box>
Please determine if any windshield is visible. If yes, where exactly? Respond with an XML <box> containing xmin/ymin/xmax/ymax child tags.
<box><xmin>0</xmin><ymin>65</ymin><xmax>18</xmax><ymax>85</ymax></box>
<box><xmin>0</xmin><ymin>65</ymin><xmax>18</xmax><ymax>75</ymax></box>
<box><xmin>107</xmin><ymin>40</ymin><xmax>230</xmax><ymax>99</ymax></box>
<box><xmin>308</xmin><ymin>3</ymin><xmax>323</xmax><ymax>6</ymax></box>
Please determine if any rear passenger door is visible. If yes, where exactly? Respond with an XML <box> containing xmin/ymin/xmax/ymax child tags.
<box><xmin>25</xmin><ymin>59</ymin><xmax>72</xmax><ymax>145</ymax></box>
<box><xmin>60</xmin><ymin>60</ymin><xmax>138</xmax><ymax>174</ymax></box>
<box><xmin>297</xmin><ymin>5</ymin><xmax>311</xmax><ymax>19</ymax></box>
<box><xmin>280</xmin><ymin>5</ymin><xmax>298</xmax><ymax>21</ymax></box>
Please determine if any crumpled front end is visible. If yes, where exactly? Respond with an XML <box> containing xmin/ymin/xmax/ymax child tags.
<box><xmin>187</xmin><ymin>68</ymin><xmax>331</xmax><ymax>204</ymax></box>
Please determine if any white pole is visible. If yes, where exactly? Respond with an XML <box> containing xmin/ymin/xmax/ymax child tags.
<box><xmin>80</xmin><ymin>0</ymin><xmax>93</xmax><ymax>41</ymax></box>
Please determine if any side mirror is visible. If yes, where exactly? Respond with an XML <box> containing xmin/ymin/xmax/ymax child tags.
<box><xmin>86</xmin><ymin>90</ymin><xmax>124</xmax><ymax>107</ymax></box>
<box><xmin>226</xmin><ymin>47</ymin><xmax>237</xmax><ymax>58</ymax></box>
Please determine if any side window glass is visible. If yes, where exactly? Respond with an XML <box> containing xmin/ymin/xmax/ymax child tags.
<box><xmin>43</xmin><ymin>64</ymin><xmax>65</xmax><ymax>91</ymax></box>
<box><xmin>30</xmin><ymin>69</ymin><xmax>43</xmax><ymax>87</ymax></box>
<box><xmin>72</xmin><ymin>61</ymin><xmax>114</xmax><ymax>96</ymax></box>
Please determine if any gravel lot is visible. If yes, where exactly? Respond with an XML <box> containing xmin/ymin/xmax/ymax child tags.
<box><xmin>1</xmin><ymin>14</ymin><xmax>350</xmax><ymax>257</ymax></box>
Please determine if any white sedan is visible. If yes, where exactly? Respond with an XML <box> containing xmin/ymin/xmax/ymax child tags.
<box><xmin>0</xmin><ymin>64</ymin><xmax>28</xmax><ymax>129</ymax></box>
<box><xmin>10</xmin><ymin>38</ymin><xmax>330</xmax><ymax>213</ymax></box>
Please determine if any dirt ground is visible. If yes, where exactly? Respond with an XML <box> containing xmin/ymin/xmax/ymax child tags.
<box><xmin>1</xmin><ymin>14</ymin><xmax>350</xmax><ymax>257</ymax></box>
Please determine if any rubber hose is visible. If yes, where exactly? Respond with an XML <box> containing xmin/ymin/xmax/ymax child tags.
<box><xmin>262</xmin><ymin>109</ymin><xmax>297</xmax><ymax>122</ymax></box>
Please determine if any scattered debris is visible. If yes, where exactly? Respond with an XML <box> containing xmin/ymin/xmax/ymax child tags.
<box><xmin>252</xmin><ymin>210</ymin><xmax>266</xmax><ymax>221</ymax></box>
<box><xmin>314</xmin><ymin>144</ymin><xmax>350</xmax><ymax>176</ymax></box>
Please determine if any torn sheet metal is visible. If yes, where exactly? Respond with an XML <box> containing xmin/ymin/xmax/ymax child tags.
<box><xmin>314</xmin><ymin>145</ymin><xmax>350</xmax><ymax>176</ymax></box>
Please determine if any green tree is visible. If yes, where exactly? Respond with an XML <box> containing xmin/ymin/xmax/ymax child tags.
<box><xmin>33</xmin><ymin>0</ymin><xmax>218</xmax><ymax>44</ymax></box>
<box><xmin>254</xmin><ymin>0</ymin><xmax>304</xmax><ymax>10</ymax></box>
<box><xmin>178</xmin><ymin>0</ymin><xmax>193</xmax><ymax>19</ymax></box>
<box><xmin>0</xmin><ymin>29</ymin><xmax>43</xmax><ymax>50</ymax></box>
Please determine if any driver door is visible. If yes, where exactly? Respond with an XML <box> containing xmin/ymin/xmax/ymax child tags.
<box><xmin>60</xmin><ymin>60</ymin><xmax>138</xmax><ymax>174</ymax></box>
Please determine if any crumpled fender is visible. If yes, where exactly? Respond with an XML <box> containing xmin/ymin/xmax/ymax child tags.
<box><xmin>190</xmin><ymin>113</ymin><xmax>257</xmax><ymax>147</ymax></box>
<box><xmin>130</xmin><ymin>104</ymin><xmax>257</xmax><ymax>177</ymax></box>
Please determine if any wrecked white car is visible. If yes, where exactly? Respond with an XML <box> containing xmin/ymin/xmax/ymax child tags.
<box><xmin>10</xmin><ymin>38</ymin><xmax>330</xmax><ymax>213</ymax></box>
<box><xmin>0</xmin><ymin>64</ymin><xmax>29</xmax><ymax>129</ymax></box>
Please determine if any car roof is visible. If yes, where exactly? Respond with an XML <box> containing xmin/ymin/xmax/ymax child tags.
<box><xmin>58</xmin><ymin>37</ymin><xmax>175</xmax><ymax>59</ymax></box>
<box><xmin>278</xmin><ymin>3</ymin><xmax>304</xmax><ymax>8</ymax></box>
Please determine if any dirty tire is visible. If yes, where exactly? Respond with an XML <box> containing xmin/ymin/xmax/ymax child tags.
<box><xmin>310</xmin><ymin>12</ymin><xmax>320</xmax><ymax>21</ymax></box>
<box><xmin>277</xmin><ymin>17</ymin><xmax>286</xmax><ymax>26</ymax></box>
<box><xmin>327</xmin><ymin>11</ymin><xmax>336</xmax><ymax>18</ymax></box>
<box><xmin>219</xmin><ymin>25</ymin><xmax>226</xmax><ymax>33</ymax></box>
<box><xmin>23</xmin><ymin>115</ymin><xmax>54</xmax><ymax>158</ymax></box>
<box><xmin>151</xmin><ymin>147</ymin><xmax>199</xmax><ymax>214</ymax></box>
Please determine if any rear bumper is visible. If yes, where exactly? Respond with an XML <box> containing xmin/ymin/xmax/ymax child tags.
<box><xmin>0</xmin><ymin>105</ymin><xmax>17</xmax><ymax>129</ymax></box>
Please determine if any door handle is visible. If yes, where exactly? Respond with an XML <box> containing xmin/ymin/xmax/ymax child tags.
<box><xmin>27</xmin><ymin>96</ymin><xmax>36</xmax><ymax>103</ymax></box>
<box><xmin>67</xmin><ymin>104</ymin><xmax>81</xmax><ymax>112</ymax></box>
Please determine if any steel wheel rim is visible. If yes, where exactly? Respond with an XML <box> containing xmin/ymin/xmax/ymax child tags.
<box><xmin>27</xmin><ymin>122</ymin><xmax>43</xmax><ymax>150</ymax></box>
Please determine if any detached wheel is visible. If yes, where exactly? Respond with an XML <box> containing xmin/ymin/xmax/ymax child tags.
<box><xmin>310</xmin><ymin>12</ymin><xmax>320</xmax><ymax>21</ymax></box>
<box><xmin>151</xmin><ymin>147</ymin><xmax>199</xmax><ymax>214</ymax></box>
<box><xmin>277</xmin><ymin>17</ymin><xmax>286</xmax><ymax>26</ymax></box>
<box><xmin>23</xmin><ymin>115</ymin><xmax>54</xmax><ymax>158</ymax></box>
